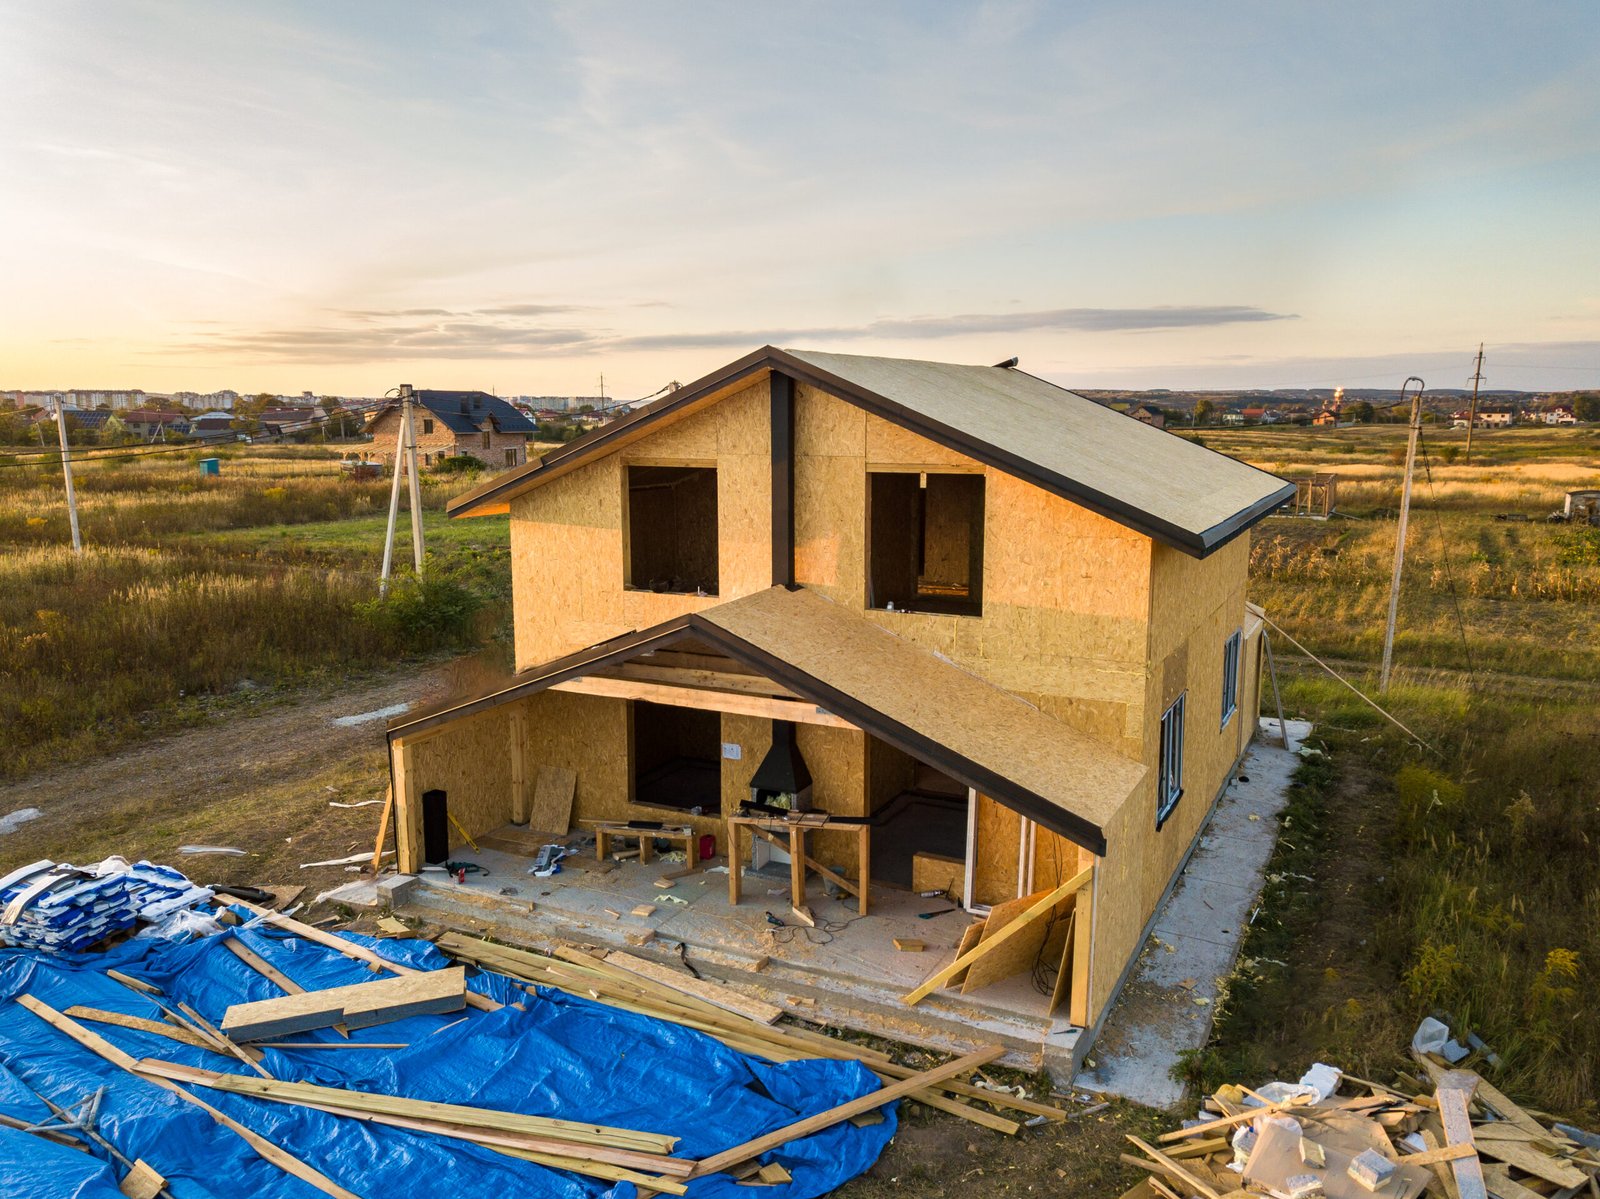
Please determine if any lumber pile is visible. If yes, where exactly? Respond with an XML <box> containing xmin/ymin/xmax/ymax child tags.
<box><xmin>435</xmin><ymin>931</ymin><xmax>1070</xmax><ymax>1137</ymax></box>
<box><xmin>1120</xmin><ymin>1058</ymin><xmax>1599</xmax><ymax>1199</ymax></box>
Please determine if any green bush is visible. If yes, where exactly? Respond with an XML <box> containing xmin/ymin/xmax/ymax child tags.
<box><xmin>356</xmin><ymin>575</ymin><xmax>481</xmax><ymax>647</ymax></box>
<box><xmin>428</xmin><ymin>454</ymin><xmax>484</xmax><ymax>476</ymax></box>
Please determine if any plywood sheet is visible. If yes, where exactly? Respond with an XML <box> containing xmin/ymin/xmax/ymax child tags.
<box><xmin>962</xmin><ymin>887</ymin><xmax>1052</xmax><ymax>993</ymax></box>
<box><xmin>221</xmin><ymin>968</ymin><xmax>465</xmax><ymax>1041</ymax></box>
<box><xmin>529</xmin><ymin>765</ymin><xmax>577</xmax><ymax>834</ymax></box>
<box><xmin>944</xmin><ymin>920</ymin><xmax>985</xmax><ymax>990</ymax></box>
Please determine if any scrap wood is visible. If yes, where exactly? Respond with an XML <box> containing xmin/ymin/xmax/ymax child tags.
<box><xmin>136</xmin><ymin>1060</ymin><xmax>687</xmax><ymax>1172</ymax></box>
<box><xmin>904</xmin><ymin>866</ymin><xmax>1092</xmax><ymax>1006</ymax></box>
<box><xmin>690</xmin><ymin>1046</ymin><xmax>1004</xmax><ymax>1178</ymax></box>
<box><xmin>15</xmin><ymin>997</ymin><xmax>363</xmax><ymax>1199</ymax></box>
<box><xmin>221</xmin><ymin>967</ymin><xmax>465</xmax><ymax>1041</ymax></box>
<box><xmin>1157</xmin><ymin>1093</ymin><xmax>1315</xmax><ymax>1142</ymax></box>
<box><xmin>118</xmin><ymin>1159</ymin><xmax>165</xmax><ymax>1199</ymax></box>
<box><xmin>1480</xmin><ymin>1163</ymin><xmax>1548</xmax><ymax>1199</ymax></box>
<box><xmin>229</xmin><ymin>898</ymin><xmax>501</xmax><ymax>1013</ymax></box>
<box><xmin>601</xmin><ymin>951</ymin><xmax>784</xmax><ymax>1025</ymax></box>
<box><xmin>105</xmin><ymin>969</ymin><xmax>161</xmax><ymax>996</ymax></box>
<box><xmin>175</xmin><ymin>1001</ymin><xmax>272</xmax><ymax>1079</ymax></box>
<box><xmin>1436</xmin><ymin>1071</ymin><xmax>1491</xmax><ymax>1199</ymax></box>
<box><xmin>1126</xmin><ymin>1135</ymin><xmax>1223</xmax><ymax>1199</ymax></box>
<box><xmin>1398</xmin><ymin>1142</ymin><xmax>1477</xmax><ymax>1167</ymax></box>
<box><xmin>63</xmin><ymin>1006</ymin><xmax>214</xmax><ymax>1051</ymax></box>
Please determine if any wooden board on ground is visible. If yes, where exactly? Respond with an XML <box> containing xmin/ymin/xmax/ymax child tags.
<box><xmin>221</xmin><ymin>967</ymin><xmax>464</xmax><ymax>1041</ymax></box>
<box><xmin>118</xmin><ymin>1159</ymin><xmax>165</xmax><ymax>1199</ymax></box>
<box><xmin>602</xmin><ymin>952</ymin><xmax>784</xmax><ymax>1025</ymax></box>
<box><xmin>944</xmin><ymin>920</ymin><xmax>984</xmax><ymax>990</ymax></box>
<box><xmin>962</xmin><ymin>888</ymin><xmax>1054</xmax><ymax>994</ymax></box>
<box><xmin>1435</xmin><ymin>1071</ymin><xmax>1491</xmax><ymax>1199</ymax></box>
<box><xmin>529</xmin><ymin>766</ymin><xmax>577</xmax><ymax>836</ymax></box>
<box><xmin>892</xmin><ymin>938</ymin><xmax>924</xmax><ymax>952</ymax></box>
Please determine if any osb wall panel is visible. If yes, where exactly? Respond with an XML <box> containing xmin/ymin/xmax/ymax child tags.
<box><xmin>866</xmin><ymin>737</ymin><xmax>918</xmax><ymax>816</ymax></box>
<box><xmin>1087</xmin><ymin>791</ymin><xmax>1147</xmax><ymax>1019</ymax></box>
<box><xmin>408</xmin><ymin>707</ymin><xmax>515</xmax><ymax>848</ymax></box>
<box><xmin>970</xmin><ymin>794</ymin><xmax>1022</xmax><ymax>907</ymax></box>
<box><xmin>509</xmin><ymin>378</ymin><xmax>770</xmax><ymax>670</ymax></box>
<box><xmin>798</xmin><ymin>723</ymin><xmax>868</xmax><ymax>872</ymax></box>
<box><xmin>521</xmin><ymin>690</ymin><xmax>630</xmax><ymax>826</ymax></box>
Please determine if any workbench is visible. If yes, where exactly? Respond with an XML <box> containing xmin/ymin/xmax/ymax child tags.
<box><xmin>592</xmin><ymin>822</ymin><xmax>698</xmax><ymax>867</ymax></box>
<box><xmin>725</xmin><ymin>814</ymin><xmax>870</xmax><ymax>918</ymax></box>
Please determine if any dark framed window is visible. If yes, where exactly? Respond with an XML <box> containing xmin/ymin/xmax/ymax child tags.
<box><xmin>867</xmin><ymin>471</ymin><xmax>984</xmax><ymax>616</ymax></box>
<box><xmin>1221</xmin><ymin>629</ymin><xmax>1242</xmax><ymax>728</ymax></box>
<box><xmin>625</xmin><ymin>465</ymin><xmax>719</xmax><ymax>595</ymax></box>
<box><xmin>1157</xmin><ymin>693</ymin><xmax>1185</xmax><ymax>828</ymax></box>
<box><xmin>421</xmin><ymin>418</ymin><xmax>434</xmax><ymax>434</ymax></box>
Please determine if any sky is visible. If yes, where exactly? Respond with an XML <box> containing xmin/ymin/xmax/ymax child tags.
<box><xmin>1</xmin><ymin>2</ymin><xmax>1597</xmax><ymax>397</ymax></box>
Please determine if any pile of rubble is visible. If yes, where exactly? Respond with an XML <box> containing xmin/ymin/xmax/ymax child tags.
<box><xmin>1122</xmin><ymin>1043</ymin><xmax>1598</xmax><ymax>1199</ymax></box>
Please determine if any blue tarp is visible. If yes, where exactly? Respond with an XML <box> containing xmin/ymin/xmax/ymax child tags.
<box><xmin>0</xmin><ymin>915</ymin><xmax>896</xmax><ymax>1198</ymax></box>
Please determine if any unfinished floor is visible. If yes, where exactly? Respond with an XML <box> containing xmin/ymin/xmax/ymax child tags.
<box><xmin>393</xmin><ymin>843</ymin><xmax>1084</xmax><ymax>1075</ymax></box>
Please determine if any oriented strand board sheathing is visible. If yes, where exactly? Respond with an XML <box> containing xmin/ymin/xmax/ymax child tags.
<box><xmin>970</xmin><ymin>795</ymin><xmax>1021</xmax><ymax>907</ymax></box>
<box><xmin>961</xmin><ymin>887</ymin><xmax>1053</xmax><ymax>993</ymax></box>
<box><xmin>529</xmin><ymin>765</ymin><xmax>577</xmax><ymax>834</ymax></box>
<box><xmin>407</xmin><ymin>708</ymin><xmax>514</xmax><ymax>846</ymax></box>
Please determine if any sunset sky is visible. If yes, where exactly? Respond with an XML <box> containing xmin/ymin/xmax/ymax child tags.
<box><xmin>2</xmin><ymin>2</ymin><xmax>1596</xmax><ymax>397</ymax></box>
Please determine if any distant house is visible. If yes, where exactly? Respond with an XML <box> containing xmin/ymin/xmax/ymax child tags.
<box><xmin>122</xmin><ymin>409</ymin><xmax>189</xmax><ymax>439</ymax></box>
<box><xmin>367</xmin><ymin>390</ymin><xmax>537</xmax><ymax>472</ymax></box>
<box><xmin>1479</xmin><ymin>410</ymin><xmax>1514</xmax><ymax>427</ymax></box>
<box><xmin>1239</xmin><ymin>407</ymin><xmax>1267</xmax><ymax>423</ymax></box>
<box><xmin>1221</xmin><ymin>412</ymin><xmax>1245</xmax><ymax>426</ymax></box>
<box><xmin>190</xmin><ymin>413</ymin><xmax>238</xmax><ymax>441</ymax></box>
<box><xmin>1541</xmin><ymin>407</ymin><xmax>1577</xmax><ymax>426</ymax></box>
<box><xmin>1127</xmin><ymin>404</ymin><xmax>1165</xmax><ymax>429</ymax></box>
<box><xmin>257</xmin><ymin>407</ymin><xmax>321</xmax><ymax>436</ymax></box>
<box><xmin>1312</xmin><ymin>407</ymin><xmax>1340</xmax><ymax>428</ymax></box>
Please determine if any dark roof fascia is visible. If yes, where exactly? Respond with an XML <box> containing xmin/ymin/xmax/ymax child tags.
<box><xmin>685</xmin><ymin>615</ymin><xmax>1108</xmax><ymax>855</ymax></box>
<box><xmin>385</xmin><ymin>617</ymin><xmax>698</xmax><ymax>740</ymax></box>
<box><xmin>1195</xmin><ymin>481</ymin><xmax>1298</xmax><ymax>552</ymax></box>
<box><xmin>445</xmin><ymin>347</ymin><xmax>780</xmax><ymax>516</ymax></box>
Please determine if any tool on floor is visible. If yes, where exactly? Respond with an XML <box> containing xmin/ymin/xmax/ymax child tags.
<box><xmin>447</xmin><ymin>813</ymin><xmax>479</xmax><ymax>852</ymax></box>
<box><xmin>763</xmin><ymin>911</ymin><xmax>787</xmax><ymax>928</ymax></box>
<box><xmin>916</xmin><ymin>906</ymin><xmax>960</xmax><ymax>919</ymax></box>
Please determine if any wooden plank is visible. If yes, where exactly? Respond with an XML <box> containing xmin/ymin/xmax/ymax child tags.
<box><xmin>106</xmin><ymin>969</ymin><xmax>161</xmax><ymax>996</ymax></box>
<box><xmin>16</xmin><ymin>997</ymin><xmax>363</xmax><ymax>1199</ymax></box>
<box><xmin>1474</xmin><ymin>1136</ymin><xmax>1589</xmax><ymax>1187</ymax></box>
<box><xmin>892</xmin><ymin>938</ymin><xmax>924</xmax><ymax>952</ymax></box>
<box><xmin>549</xmin><ymin>676</ymin><xmax>854</xmax><ymax>729</ymax></box>
<box><xmin>603</xmin><ymin>952</ymin><xmax>784</xmax><ymax>1025</ymax></box>
<box><xmin>229</xmin><ymin>899</ymin><xmax>501</xmax><ymax>1014</ymax></box>
<box><xmin>962</xmin><ymin>887</ymin><xmax>1054</xmax><ymax>993</ymax></box>
<box><xmin>368</xmin><ymin>787</ymin><xmax>393</xmax><ymax>875</ymax></box>
<box><xmin>1480</xmin><ymin>1163</ymin><xmax>1548</xmax><ymax>1199</ymax></box>
<box><xmin>690</xmin><ymin>1046</ymin><xmax>1003</xmax><ymax>1178</ymax></box>
<box><xmin>1069</xmin><ymin>868</ymin><xmax>1094</xmax><ymax>1027</ymax></box>
<box><xmin>222</xmin><ymin>968</ymin><xmax>465</xmax><ymax>1041</ymax></box>
<box><xmin>177</xmin><ymin>1001</ymin><xmax>272</xmax><ymax>1078</ymax></box>
<box><xmin>945</xmin><ymin>920</ymin><xmax>984</xmax><ymax>990</ymax></box>
<box><xmin>1418</xmin><ymin>1130</ymin><xmax>1462</xmax><ymax>1199</ymax></box>
<box><xmin>1398</xmin><ymin>1143</ymin><xmax>1477</xmax><ymax>1167</ymax></box>
<box><xmin>118</xmin><ymin>1159</ymin><xmax>165</xmax><ymax>1199</ymax></box>
<box><xmin>1127</xmin><ymin>1135</ymin><xmax>1222</xmax><ymax>1199</ymax></box>
<box><xmin>1436</xmin><ymin>1071</ymin><xmax>1490</xmax><ymax>1199</ymax></box>
<box><xmin>904</xmin><ymin>867</ymin><xmax>1093</xmax><ymax>1005</ymax></box>
<box><xmin>222</xmin><ymin>937</ymin><xmax>305</xmax><ymax>995</ymax></box>
<box><xmin>530</xmin><ymin>765</ymin><xmax>577</xmax><ymax>835</ymax></box>
<box><xmin>64</xmin><ymin>1006</ymin><xmax>213</xmax><ymax>1051</ymax></box>
<box><xmin>135</xmin><ymin>1060</ymin><xmax>684</xmax><ymax>1167</ymax></box>
<box><xmin>1048</xmin><ymin>907</ymin><xmax>1077</xmax><ymax>1015</ymax></box>
<box><xmin>508</xmin><ymin>706</ymin><xmax>529</xmax><ymax>824</ymax></box>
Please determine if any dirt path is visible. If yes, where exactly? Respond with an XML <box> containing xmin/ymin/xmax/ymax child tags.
<box><xmin>0</xmin><ymin>664</ymin><xmax>456</xmax><ymax>887</ymax></box>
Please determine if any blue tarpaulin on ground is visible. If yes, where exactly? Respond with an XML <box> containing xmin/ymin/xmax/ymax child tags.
<box><xmin>0</xmin><ymin>914</ymin><xmax>896</xmax><ymax>1198</ymax></box>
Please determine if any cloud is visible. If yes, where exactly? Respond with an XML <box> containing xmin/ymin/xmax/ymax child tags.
<box><xmin>177</xmin><ymin>303</ymin><xmax>1294</xmax><ymax>363</ymax></box>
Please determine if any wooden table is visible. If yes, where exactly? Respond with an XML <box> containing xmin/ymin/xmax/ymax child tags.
<box><xmin>726</xmin><ymin>815</ymin><xmax>870</xmax><ymax>918</ymax></box>
<box><xmin>592</xmin><ymin>822</ymin><xmax>698</xmax><ymax>867</ymax></box>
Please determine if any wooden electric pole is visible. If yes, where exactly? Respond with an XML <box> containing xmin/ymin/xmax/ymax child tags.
<box><xmin>55</xmin><ymin>400</ymin><xmax>82</xmax><ymax>553</ymax></box>
<box><xmin>1464</xmin><ymin>344</ymin><xmax>1484</xmax><ymax>464</ymax></box>
<box><xmin>1380</xmin><ymin>376</ymin><xmax>1425</xmax><ymax>692</ymax></box>
<box><xmin>378</xmin><ymin>385</ymin><xmax>425</xmax><ymax>596</ymax></box>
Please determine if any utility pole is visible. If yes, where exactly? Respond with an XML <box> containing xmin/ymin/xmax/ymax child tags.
<box><xmin>378</xmin><ymin>385</ymin><xmax>425</xmax><ymax>596</ymax></box>
<box><xmin>1464</xmin><ymin>344</ymin><xmax>1484</xmax><ymax>464</ymax></box>
<box><xmin>55</xmin><ymin>400</ymin><xmax>82</xmax><ymax>553</ymax></box>
<box><xmin>1380</xmin><ymin>376</ymin><xmax>1425</xmax><ymax>692</ymax></box>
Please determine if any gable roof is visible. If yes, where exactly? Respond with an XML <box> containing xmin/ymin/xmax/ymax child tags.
<box><xmin>388</xmin><ymin>586</ymin><xmax>1145</xmax><ymax>854</ymax></box>
<box><xmin>412</xmin><ymin>390</ymin><xmax>536</xmax><ymax>435</ymax></box>
<box><xmin>447</xmin><ymin>347</ymin><xmax>1292</xmax><ymax>556</ymax></box>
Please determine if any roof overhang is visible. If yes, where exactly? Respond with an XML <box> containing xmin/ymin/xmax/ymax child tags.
<box><xmin>445</xmin><ymin>346</ymin><xmax>1293</xmax><ymax>557</ymax></box>
<box><xmin>388</xmin><ymin>588</ymin><xmax>1146</xmax><ymax>855</ymax></box>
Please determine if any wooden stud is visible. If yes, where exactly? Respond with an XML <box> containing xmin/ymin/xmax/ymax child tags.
<box><xmin>602</xmin><ymin>952</ymin><xmax>783</xmax><ymax>1025</ymax></box>
<box><xmin>63</xmin><ymin>1006</ymin><xmax>213</xmax><ymax>1051</ymax></box>
<box><xmin>508</xmin><ymin>705</ymin><xmax>529</xmax><ymax>824</ymax></box>
<box><xmin>549</xmin><ymin>676</ymin><xmax>853</xmax><ymax>729</ymax></box>
<box><xmin>368</xmin><ymin>787</ymin><xmax>393</xmax><ymax>876</ymax></box>
<box><xmin>1435</xmin><ymin>1072</ymin><xmax>1490</xmax><ymax>1199</ymax></box>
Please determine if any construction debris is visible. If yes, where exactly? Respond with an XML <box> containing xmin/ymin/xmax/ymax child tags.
<box><xmin>1122</xmin><ymin>1042</ymin><xmax>1599</xmax><ymax>1199</ymax></box>
<box><xmin>0</xmin><ymin>859</ymin><xmax>212</xmax><ymax>951</ymax></box>
<box><xmin>220</xmin><ymin>966</ymin><xmax>466</xmax><ymax>1040</ymax></box>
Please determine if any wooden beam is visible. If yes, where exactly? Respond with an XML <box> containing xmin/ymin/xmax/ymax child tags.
<box><xmin>690</xmin><ymin>1046</ymin><xmax>1003</xmax><ymax>1178</ymax></box>
<box><xmin>391</xmin><ymin>737</ymin><xmax>421</xmax><ymax>873</ymax></box>
<box><xmin>1069</xmin><ymin>864</ymin><xmax>1095</xmax><ymax>1027</ymax></box>
<box><xmin>63</xmin><ymin>1006</ymin><xmax>213</xmax><ymax>1051</ymax></box>
<box><xmin>904</xmin><ymin>867</ymin><xmax>1092</xmax><ymax>1006</ymax></box>
<box><xmin>508</xmin><ymin>705</ymin><xmax>529</xmax><ymax>824</ymax></box>
<box><xmin>16</xmin><ymin>997</ymin><xmax>363</xmax><ymax>1199</ymax></box>
<box><xmin>222</xmin><ymin>937</ymin><xmax>305</xmax><ymax>995</ymax></box>
<box><xmin>368</xmin><ymin>787</ymin><xmax>393</xmax><ymax>876</ymax></box>
<box><xmin>1436</xmin><ymin>1071</ymin><xmax>1490</xmax><ymax>1199</ymax></box>
<box><xmin>221</xmin><ymin>967</ymin><xmax>465</xmax><ymax>1041</ymax></box>
<box><xmin>549</xmin><ymin>675</ymin><xmax>852</xmax><ymax>729</ymax></box>
<box><xmin>605</xmin><ymin>663</ymin><xmax>801</xmax><ymax>699</ymax></box>
<box><xmin>601</xmin><ymin>952</ymin><xmax>783</xmax><ymax>1025</ymax></box>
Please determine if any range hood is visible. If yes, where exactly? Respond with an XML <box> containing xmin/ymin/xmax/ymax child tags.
<box><xmin>748</xmin><ymin>720</ymin><xmax>813</xmax><ymax>810</ymax></box>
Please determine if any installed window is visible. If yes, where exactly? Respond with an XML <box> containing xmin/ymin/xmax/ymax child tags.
<box><xmin>1157</xmin><ymin>693</ymin><xmax>1185</xmax><ymax>829</ymax></box>
<box><xmin>626</xmin><ymin>466</ymin><xmax>719</xmax><ymax>595</ymax></box>
<box><xmin>868</xmin><ymin>472</ymin><xmax>984</xmax><ymax>616</ymax></box>
<box><xmin>1221</xmin><ymin>629</ymin><xmax>1242</xmax><ymax>728</ymax></box>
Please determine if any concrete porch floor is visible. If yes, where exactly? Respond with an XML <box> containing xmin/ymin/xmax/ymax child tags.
<box><xmin>396</xmin><ymin>840</ymin><xmax>1084</xmax><ymax>1074</ymax></box>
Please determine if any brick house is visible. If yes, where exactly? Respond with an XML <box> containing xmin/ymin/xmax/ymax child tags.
<box><xmin>367</xmin><ymin>391</ymin><xmax>536</xmax><ymax>472</ymax></box>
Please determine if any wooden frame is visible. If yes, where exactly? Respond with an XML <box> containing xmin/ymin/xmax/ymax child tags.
<box><xmin>549</xmin><ymin>675</ymin><xmax>852</xmax><ymax>729</ymax></box>
<box><xmin>726</xmin><ymin>816</ymin><xmax>870</xmax><ymax>916</ymax></box>
<box><xmin>593</xmin><ymin>822</ymin><xmax>698</xmax><ymax>868</ymax></box>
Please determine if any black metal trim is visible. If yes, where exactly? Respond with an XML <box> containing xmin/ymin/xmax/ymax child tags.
<box><xmin>770</xmin><ymin>372</ymin><xmax>796</xmax><ymax>588</ymax></box>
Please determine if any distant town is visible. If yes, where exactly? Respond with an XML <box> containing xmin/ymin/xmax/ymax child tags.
<box><xmin>3</xmin><ymin>381</ymin><xmax>1594</xmax><ymax>451</ymax></box>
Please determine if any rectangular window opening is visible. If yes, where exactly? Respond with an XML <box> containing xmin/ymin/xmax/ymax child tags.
<box><xmin>626</xmin><ymin>465</ymin><xmax>719</xmax><ymax>595</ymax></box>
<box><xmin>504</xmin><ymin>447</ymin><xmax>518</xmax><ymax>466</ymax></box>
<box><xmin>421</xmin><ymin>418</ymin><xmax>434</xmax><ymax>434</ymax></box>
<box><xmin>868</xmin><ymin>472</ymin><xmax>984</xmax><ymax>616</ymax></box>
<box><xmin>1221</xmin><ymin>629</ymin><xmax>1242</xmax><ymax>728</ymax></box>
<box><xmin>1157</xmin><ymin>693</ymin><xmax>1185</xmax><ymax>828</ymax></box>
<box><xmin>632</xmin><ymin>701</ymin><xmax>721</xmax><ymax>814</ymax></box>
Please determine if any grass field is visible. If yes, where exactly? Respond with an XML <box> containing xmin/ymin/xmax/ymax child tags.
<box><xmin>0</xmin><ymin>445</ymin><xmax>515</xmax><ymax>780</ymax></box>
<box><xmin>1183</xmin><ymin>424</ymin><xmax>1600</xmax><ymax>1123</ymax></box>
